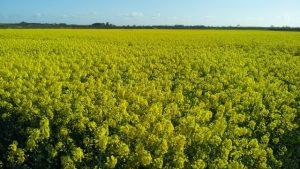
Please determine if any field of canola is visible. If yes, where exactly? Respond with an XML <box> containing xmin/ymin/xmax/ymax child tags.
<box><xmin>0</xmin><ymin>29</ymin><xmax>300</xmax><ymax>168</ymax></box>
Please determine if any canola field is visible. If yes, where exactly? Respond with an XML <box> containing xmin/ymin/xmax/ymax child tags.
<box><xmin>0</xmin><ymin>29</ymin><xmax>300</xmax><ymax>168</ymax></box>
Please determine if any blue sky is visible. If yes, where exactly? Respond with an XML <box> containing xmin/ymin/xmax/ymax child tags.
<box><xmin>1</xmin><ymin>0</ymin><xmax>300</xmax><ymax>26</ymax></box>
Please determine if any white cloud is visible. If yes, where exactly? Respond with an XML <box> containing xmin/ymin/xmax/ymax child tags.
<box><xmin>86</xmin><ymin>11</ymin><xmax>97</xmax><ymax>17</ymax></box>
<box><xmin>124</xmin><ymin>12</ymin><xmax>144</xmax><ymax>18</ymax></box>
<box><xmin>59</xmin><ymin>11</ymin><xmax>98</xmax><ymax>20</ymax></box>
<box><xmin>61</xmin><ymin>14</ymin><xmax>69</xmax><ymax>19</ymax></box>
<box><xmin>33</xmin><ymin>13</ymin><xmax>42</xmax><ymax>18</ymax></box>
<box><xmin>151</xmin><ymin>13</ymin><xmax>161</xmax><ymax>19</ymax></box>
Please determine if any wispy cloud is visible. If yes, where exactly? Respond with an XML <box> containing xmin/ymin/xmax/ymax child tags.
<box><xmin>84</xmin><ymin>11</ymin><xmax>97</xmax><ymax>17</ymax></box>
<box><xmin>123</xmin><ymin>12</ymin><xmax>144</xmax><ymax>18</ymax></box>
<box><xmin>33</xmin><ymin>13</ymin><xmax>42</xmax><ymax>18</ymax></box>
<box><xmin>58</xmin><ymin>11</ymin><xmax>98</xmax><ymax>20</ymax></box>
<box><xmin>151</xmin><ymin>13</ymin><xmax>161</xmax><ymax>19</ymax></box>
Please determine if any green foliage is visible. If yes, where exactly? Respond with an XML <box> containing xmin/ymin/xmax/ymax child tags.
<box><xmin>0</xmin><ymin>29</ymin><xmax>300</xmax><ymax>168</ymax></box>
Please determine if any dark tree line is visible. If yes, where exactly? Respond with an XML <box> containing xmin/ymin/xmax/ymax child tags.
<box><xmin>0</xmin><ymin>22</ymin><xmax>300</xmax><ymax>31</ymax></box>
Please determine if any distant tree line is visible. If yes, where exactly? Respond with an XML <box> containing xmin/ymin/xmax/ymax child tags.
<box><xmin>0</xmin><ymin>21</ymin><xmax>300</xmax><ymax>31</ymax></box>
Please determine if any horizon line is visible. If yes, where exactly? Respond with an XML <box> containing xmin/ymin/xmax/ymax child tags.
<box><xmin>0</xmin><ymin>21</ymin><xmax>299</xmax><ymax>28</ymax></box>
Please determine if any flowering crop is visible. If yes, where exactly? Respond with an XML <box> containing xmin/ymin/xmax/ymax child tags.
<box><xmin>0</xmin><ymin>29</ymin><xmax>300</xmax><ymax>168</ymax></box>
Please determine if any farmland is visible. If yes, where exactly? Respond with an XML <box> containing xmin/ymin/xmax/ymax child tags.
<box><xmin>0</xmin><ymin>29</ymin><xmax>300</xmax><ymax>168</ymax></box>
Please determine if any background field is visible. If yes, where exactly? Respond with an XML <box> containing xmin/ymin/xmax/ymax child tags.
<box><xmin>0</xmin><ymin>29</ymin><xmax>300</xmax><ymax>168</ymax></box>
